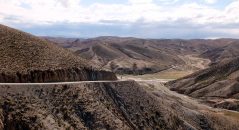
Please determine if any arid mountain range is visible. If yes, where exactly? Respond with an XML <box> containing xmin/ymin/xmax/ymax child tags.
<box><xmin>44</xmin><ymin>36</ymin><xmax>239</xmax><ymax>75</ymax></box>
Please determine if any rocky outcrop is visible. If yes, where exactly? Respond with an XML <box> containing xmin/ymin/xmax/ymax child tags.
<box><xmin>0</xmin><ymin>67</ymin><xmax>117</xmax><ymax>83</ymax></box>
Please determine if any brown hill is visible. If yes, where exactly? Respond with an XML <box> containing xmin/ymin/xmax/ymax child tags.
<box><xmin>1</xmin><ymin>81</ymin><xmax>239</xmax><ymax>130</ymax></box>
<box><xmin>0</xmin><ymin>24</ymin><xmax>116</xmax><ymax>82</ymax></box>
<box><xmin>46</xmin><ymin>37</ymin><xmax>236</xmax><ymax>75</ymax></box>
<box><xmin>167</xmin><ymin>57</ymin><xmax>239</xmax><ymax>111</ymax></box>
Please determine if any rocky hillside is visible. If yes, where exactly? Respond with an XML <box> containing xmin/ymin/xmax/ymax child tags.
<box><xmin>1</xmin><ymin>81</ymin><xmax>239</xmax><ymax>130</ymax></box>
<box><xmin>45</xmin><ymin>36</ymin><xmax>238</xmax><ymax>75</ymax></box>
<box><xmin>0</xmin><ymin>24</ymin><xmax>116</xmax><ymax>82</ymax></box>
<box><xmin>167</xmin><ymin>57</ymin><xmax>239</xmax><ymax>111</ymax></box>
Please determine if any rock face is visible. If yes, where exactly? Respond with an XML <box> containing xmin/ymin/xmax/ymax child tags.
<box><xmin>0</xmin><ymin>68</ymin><xmax>116</xmax><ymax>83</ymax></box>
<box><xmin>0</xmin><ymin>24</ymin><xmax>116</xmax><ymax>82</ymax></box>
<box><xmin>1</xmin><ymin>81</ymin><xmax>239</xmax><ymax>130</ymax></box>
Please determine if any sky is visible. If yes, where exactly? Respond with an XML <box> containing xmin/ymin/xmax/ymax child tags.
<box><xmin>0</xmin><ymin>0</ymin><xmax>239</xmax><ymax>39</ymax></box>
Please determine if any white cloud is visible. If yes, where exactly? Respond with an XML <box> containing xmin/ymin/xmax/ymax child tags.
<box><xmin>0</xmin><ymin>0</ymin><xmax>238</xmax><ymax>25</ymax></box>
<box><xmin>0</xmin><ymin>0</ymin><xmax>239</xmax><ymax>38</ymax></box>
<box><xmin>154</xmin><ymin>0</ymin><xmax>179</xmax><ymax>4</ymax></box>
<box><xmin>129</xmin><ymin>0</ymin><xmax>153</xmax><ymax>4</ymax></box>
<box><xmin>204</xmin><ymin>0</ymin><xmax>218</xmax><ymax>4</ymax></box>
<box><xmin>57</xmin><ymin>0</ymin><xmax>81</xmax><ymax>8</ymax></box>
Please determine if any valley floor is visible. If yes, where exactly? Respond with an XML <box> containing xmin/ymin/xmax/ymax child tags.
<box><xmin>119</xmin><ymin>54</ymin><xmax>211</xmax><ymax>80</ymax></box>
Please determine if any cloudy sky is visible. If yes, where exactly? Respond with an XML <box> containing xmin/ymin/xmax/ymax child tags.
<box><xmin>0</xmin><ymin>0</ymin><xmax>239</xmax><ymax>39</ymax></box>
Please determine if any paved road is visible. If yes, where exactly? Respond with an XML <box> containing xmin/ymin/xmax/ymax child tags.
<box><xmin>0</xmin><ymin>79</ymin><xmax>170</xmax><ymax>86</ymax></box>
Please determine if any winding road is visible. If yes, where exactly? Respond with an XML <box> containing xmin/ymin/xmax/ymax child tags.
<box><xmin>0</xmin><ymin>79</ymin><xmax>171</xmax><ymax>86</ymax></box>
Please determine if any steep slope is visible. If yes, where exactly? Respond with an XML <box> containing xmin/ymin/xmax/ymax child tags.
<box><xmin>0</xmin><ymin>24</ymin><xmax>116</xmax><ymax>82</ymax></box>
<box><xmin>1</xmin><ymin>81</ymin><xmax>239</xmax><ymax>130</ymax></box>
<box><xmin>167</xmin><ymin>57</ymin><xmax>239</xmax><ymax>111</ymax></box>
<box><xmin>46</xmin><ymin>36</ymin><xmax>235</xmax><ymax>75</ymax></box>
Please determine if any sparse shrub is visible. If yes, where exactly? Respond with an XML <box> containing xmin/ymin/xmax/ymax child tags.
<box><xmin>132</xmin><ymin>63</ymin><xmax>138</xmax><ymax>75</ymax></box>
<box><xmin>110</xmin><ymin>62</ymin><xmax>118</xmax><ymax>72</ymax></box>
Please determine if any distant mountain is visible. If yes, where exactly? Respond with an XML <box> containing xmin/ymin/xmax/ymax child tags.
<box><xmin>0</xmin><ymin>24</ymin><xmax>116</xmax><ymax>82</ymax></box>
<box><xmin>45</xmin><ymin>36</ymin><xmax>239</xmax><ymax>75</ymax></box>
<box><xmin>41</xmin><ymin>36</ymin><xmax>86</xmax><ymax>48</ymax></box>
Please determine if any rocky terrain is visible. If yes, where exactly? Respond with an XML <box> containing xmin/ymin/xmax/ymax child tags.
<box><xmin>45</xmin><ymin>36</ymin><xmax>239</xmax><ymax>75</ymax></box>
<box><xmin>1</xmin><ymin>81</ymin><xmax>239</xmax><ymax>130</ymax></box>
<box><xmin>167</xmin><ymin>56</ymin><xmax>239</xmax><ymax>111</ymax></box>
<box><xmin>0</xmin><ymin>24</ymin><xmax>116</xmax><ymax>82</ymax></box>
<box><xmin>2</xmin><ymin>24</ymin><xmax>239</xmax><ymax>130</ymax></box>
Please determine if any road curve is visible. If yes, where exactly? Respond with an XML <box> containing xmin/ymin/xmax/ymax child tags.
<box><xmin>0</xmin><ymin>79</ymin><xmax>170</xmax><ymax>86</ymax></box>
<box><xmin>0</xmin><ymin>80</ymin><xmax>128</xmax><ymax>85</ymax></box>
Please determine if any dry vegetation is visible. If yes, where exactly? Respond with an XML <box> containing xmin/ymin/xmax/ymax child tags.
<box><xmin>1</xmin><ymin>81</ymin><xmax>239</xmax><ymax>130</ymax></box>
